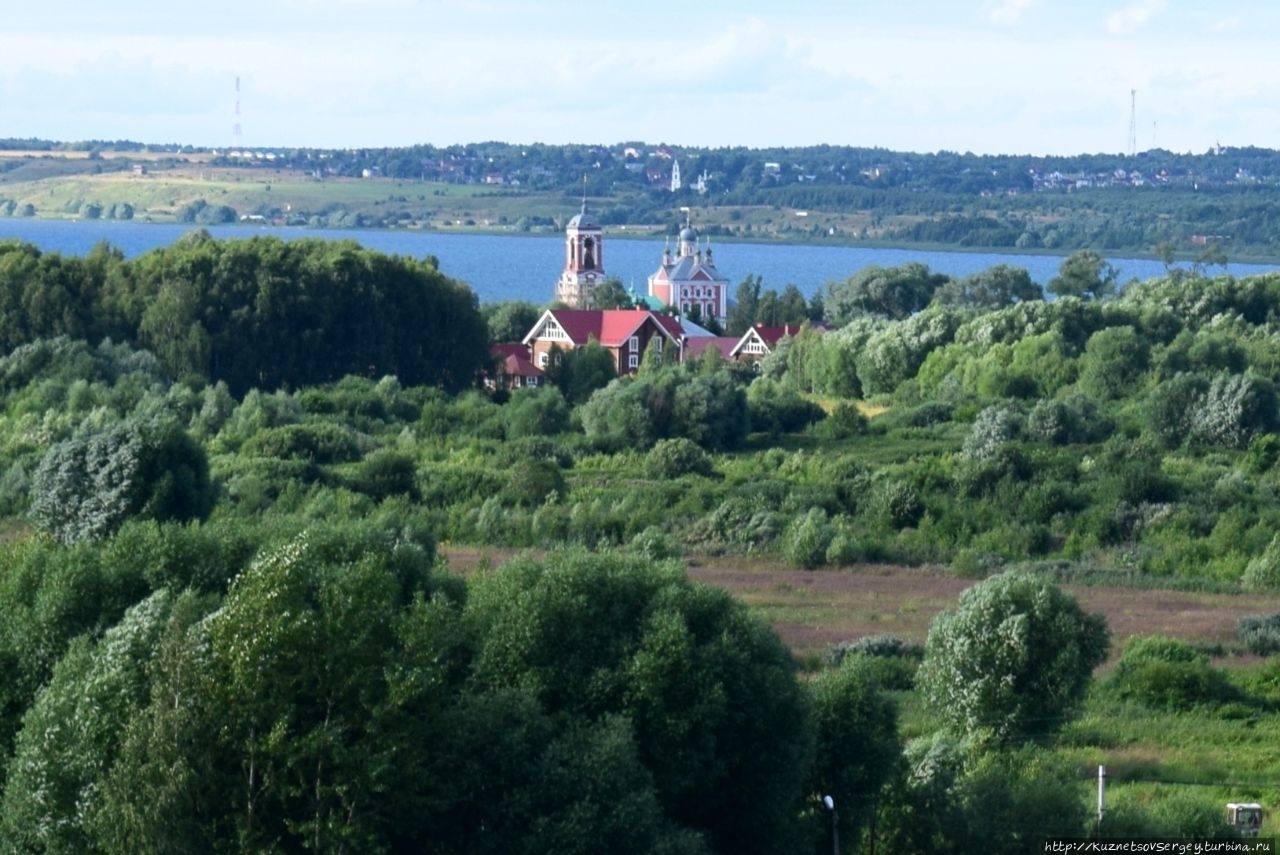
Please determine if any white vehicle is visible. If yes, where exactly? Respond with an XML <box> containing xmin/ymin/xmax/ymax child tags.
<box><xmin>1227</xmin><ymin>802</ymin><xmax>1263</xmax><ymax>837</ymax></box>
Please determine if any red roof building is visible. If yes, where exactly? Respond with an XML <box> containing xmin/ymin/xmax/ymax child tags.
<box><xmin>730</xmin><ymin>323</ymin><xmax>828</xmax><ymax>370</ymax></box>
<box><xmin>522</xmin><ymin>308</ymin><xmax>686</xmax><ymax>374</ymax></box>
<box><xmin>486</xmin><ymin>343</ymin><xmax>543</xmax><ymax>390</ymax></box>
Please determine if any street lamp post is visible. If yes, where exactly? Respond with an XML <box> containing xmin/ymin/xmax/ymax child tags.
<box><xmin>823</xmin><ymin>794</ymin><xmax>839</xmax><ymax>855</ymax></box>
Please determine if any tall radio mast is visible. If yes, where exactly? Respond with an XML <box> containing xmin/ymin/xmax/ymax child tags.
<box><xmin>233</xmin><ymin>76</ymin><xmax>243</xmax><ymax>150</ymax></box>
<box><xmin>1127</xmin><ymin>89</ymin><xmax>1137</xmax><ymax>156</ymax></box>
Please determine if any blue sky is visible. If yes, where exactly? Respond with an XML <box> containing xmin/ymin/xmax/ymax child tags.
<box><xmin>3</xmin><ymin>0</ymin><xmax>1278</xmax><ymax>155</ymax></box>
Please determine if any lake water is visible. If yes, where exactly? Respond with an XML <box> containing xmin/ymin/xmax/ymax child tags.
<box><xmin>0</xmin><ymin>218</ymin><xmax>1275</xmax><ymax>305</ymax></box>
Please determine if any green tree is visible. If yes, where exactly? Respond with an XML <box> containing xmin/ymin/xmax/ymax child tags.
<box><xmin>932</xmin><ymin>264</ymin><xmax>1042</xmax><ymax>308</ymax></box>
<box><xmin>726</xmin><ymin>274</ymin><xmax>763</xmax><ymax>336</ymax></box>
<box><xmin>483</xmin><ymin>299</ymin><xmax>542</xmax><ymax>343</ymax></box>
<box><xmin>0</xmin><ymin>536</ymin><xmax>150</xmax><ymax>790</ymax></box>
<box><xmin>954</xmin><ymin>749</ymin><xmax>1090</xmax><ymax>854</ymax></box>
<box><xmin>1047</xmin><ymin>249</ymin><xmax>1118</xmax><ymax>300</ymax></box>
<box><xmin>545</xmin><ymin>340</ymin><xmax>617</xmax><ymax>405</ymax></box>
<box><xmin>876</xmin><ymin>734</ymin><xmax>967</xmax><ymax>855</ymax></box>
<box><xmin>0</xmin><ymin>590</ymin><xmax>177</xmax><ymax>852</ymax></box>
<box><xmin>916</xmin><ymin>571</ymin><xmax>1109</xmax><ymax>746</ymax></box>
<box><xmin>588</xmin><ymin>276</ymin><xmax>636</xmax><ymax>310</ymax></box>
<box><xmin>826</xmin><ymin>263</ymin><xmax>951</xmax><ymax>323</ymax></box>
<box><xmin>28</xmin><ymin>417</ymin><xmax>213</xmax><ymax>544</ymax></box>
<box><xmin>807</xmin><ymin>659</ymin><xmax>901</xmax><ymax>849</ymax></box>
<box><xmin>503</xmin><ymin>385</ymin><xmax>571</xmax><ymax>437</ymax></box>
<box><xmin>464</xmin><ymin>551</ymin><xmax>815</xmax><ymax>854</ymax></box>
<box><xmin>1190</xmin><ymin>372</ymin><xmax>1278</xmax><ymax>449</ymax></box>
<box><xmin>197</xmin><ymin>524</ymin><xmax>450</xmax><ymax>851</ymax></box>
<box><xmin>1077</xmin><ymin>325</ymin><xmax>1149</xmax><ymax>400</ymax></box>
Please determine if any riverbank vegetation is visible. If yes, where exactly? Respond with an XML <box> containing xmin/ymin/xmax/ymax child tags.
<box><xmin>1</xmin><ymin>233</ymin><xmax>1279</xmax><ymax>850</ymax></box>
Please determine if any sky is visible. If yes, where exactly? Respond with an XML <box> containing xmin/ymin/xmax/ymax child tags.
<box><xmin>3</xmin><ymin>0</ymin><xmax>1279</xmax><ymax>156</ymax></box>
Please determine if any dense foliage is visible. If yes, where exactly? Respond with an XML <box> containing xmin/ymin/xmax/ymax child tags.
<box><xmin>0</xmin><ymin>233</ymin><xmax>489</xmax><ymax>395</ymax></box>
<box><xmin>2</xmin><ymin>236</ymin><xmax>1280</xmax><ymax>849</ymax></box>
<box><xmin>0</xmin><ymin>527</ymin><xmax>872</xmax><ymax>853</ymax></box>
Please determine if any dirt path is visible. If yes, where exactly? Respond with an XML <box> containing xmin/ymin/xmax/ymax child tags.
<box><xmin>440</xmin><ymin>547</ymin><xmax>1280</xmax><ymax>660</ymax></box>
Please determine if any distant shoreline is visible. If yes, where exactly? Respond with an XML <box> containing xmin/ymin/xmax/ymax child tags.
<box><xmin>10</xmin><ymin>214</ymin><xmax>1279</xmax><ymax>268</ymax></box>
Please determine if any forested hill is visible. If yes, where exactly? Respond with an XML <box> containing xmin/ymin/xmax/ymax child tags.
<box><xmin>4</xmin><ymin>137</ymin><xmax>1280</xmax><ymax>257</ymax></box>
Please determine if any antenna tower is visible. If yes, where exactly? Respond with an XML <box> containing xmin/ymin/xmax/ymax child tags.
<box><xmin>1127</xmin><ymin>89</ymin><xmax>1137</xmax><ymax>156</ymax></box>
<box><xmin>233</xmin><ymin>76</ymin><xmax>243</xmax><ymax>151</ymax></box>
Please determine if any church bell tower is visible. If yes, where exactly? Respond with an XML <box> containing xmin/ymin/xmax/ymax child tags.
<box><xmin>553</xmin><ymin>201</ymin><xmax>605</xmax><ymax>308</ymax></box>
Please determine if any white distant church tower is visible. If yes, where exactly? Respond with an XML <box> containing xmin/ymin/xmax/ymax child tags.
<box><xmin>670</xmin><ymin>159</ymin><xmax>682</xmax><ymax>192</ymax></box>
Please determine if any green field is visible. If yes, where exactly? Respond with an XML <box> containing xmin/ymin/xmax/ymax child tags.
<box><xmin>0</xmin><ymin>151</ymin><xmax>896</xmax><ymax>240</ymax></box>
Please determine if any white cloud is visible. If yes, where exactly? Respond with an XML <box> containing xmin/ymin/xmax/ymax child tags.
<box><xmin>1212</xmin><ymin>16</ymin><xmax>1241</xmax><ymax>32</ymax></box>
<box><xmin>987</xmin><ymin>0</ymin><xmax>1037</xmax><ymax>26</ymax></box>
<box><xmin>1106</xmin><ymin>0</ymin><xmax>1167</xmax><ymax>36</ymax></box>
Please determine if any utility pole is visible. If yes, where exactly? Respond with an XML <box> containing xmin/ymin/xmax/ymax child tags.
<box><xmin>822</xmin><ymin>795</ymin><xmax>839</xmax><ymax>855</ymax></box>
<box><xmin>1096</xmin><ymin>765</ymin><xmax>1107</xmax><ymax>836</ymax></box>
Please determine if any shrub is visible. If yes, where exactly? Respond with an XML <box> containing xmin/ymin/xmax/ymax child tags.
<box><xmin>645</xmin><ymin>437</ymin><xmax>714</xmax><ymax>479</ymax></box>
<box><xmin>961</xmin><ymin>404</ymin><xmax>1021</xmax><ymax>461</ymax></box>
<box><xmin>1238</xmin><ymin>610</ymin><xmax>1280</xmax><ymax>655</ymax></box>
<box><xmin>1109</xmin><ymin>635</ymin><xmax>1233</xmax><ymax>710</ymax></box>
<box><xmin>347</xmin><ymin>449</ymin><xmax>418</xmax><ymax>501</ymax></box>
<box><xmin>888</xmin><ymin>400</ymin><xmax>954</xmax><ymax>428</ymax></box>
<box><xmin>1026</xmin><ymin>394</ymin><xmax>1112</xmax><ymax>445</ymax></box>
<box><xmin>808</xmin><ymin>403</ymin><xmax>868</xmax><ymax>440</ymax></box>
<box><xmin>825</xmin><ymin>531</ymin><xmax>862</xmax><ymax>566</ymax></box>
<box><xmin>688</xmin><ymin>497</ymin><xmax>782</xmax><ymax>553</ymax></box>
<box><xmin>240</xmin><ymin>423</ymin><xmax>361</xmax><ymax>464</ymax></box>
<box><xmin>630</xmin><ymin>525</ymin><xmax>678</xmax><ymax>561</ymax></box>
<box><xmin>1190</xmin><ymin>373</ymin><xmax>1279</xmax><ymax>450</ymax></box>
<box><xmin>503</xmin><ymin>386</ymin><xmax>571</xmax><ymax>438</ymax></box>
<box><xmin>873</xmin><ymin>480</ymin><xmax>925</xmax><ymax>530</ymax></box>
<box><xmin>503</xmin><ymin>458</ymin><xmax>565</xmax><ymax>508</ymax></box>
<box><xmin>1244</xmin><ymin>433</ymin><xmax>1280</xmax><ymax>474</ymax></box>
<box><xmin>1242</xmin><ymin>534</ymin><xmax>1280</xmax><ymax>592</ymax></box>
<box><xmin>1078</xmin><ymin>325</ymin><xmax>1148</xmax><ymax>400</ymax></box>
<box><xmin>746</xmin><ymin>377</ymin><xmax>824</xmax><ymax>435</ymax></box>
<box><xmin>782</xmin><ymin>507</ymin><xmax>834</xmax><ymax>569</ymax></box>
<box><xmin>825</xmin><ymin>634</ymin><xmax>923</xmax><ymax>666</ymax></box>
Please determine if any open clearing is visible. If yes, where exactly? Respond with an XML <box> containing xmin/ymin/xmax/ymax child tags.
<box><xmin>441</xmin><ymin>546</ymin><xmax>1280</xmax><ymax>662</ymax></box>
